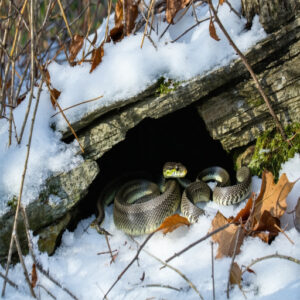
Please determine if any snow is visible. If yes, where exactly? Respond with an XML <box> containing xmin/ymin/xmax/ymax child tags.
<box><xmin>0</xmin><ymin>0</ymin><xmax>299</xmax><ymax>299</ymax></box>
<box><xmin>1</xmin><ymin>154</ymin><xmax>300</xmax><ymax>300</ymax></box>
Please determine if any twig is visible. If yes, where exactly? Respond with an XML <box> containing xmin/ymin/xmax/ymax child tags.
<box><xmin>211</xmin><ymin>242</ymin><xmax>215</xmax><ymax>300</ymax></box>
<box><xmin>225</xmin><ymin>0</ymin><xmax>241</xmax><ymax>18</ymax></box>
<box><xmin>37</xmin><ymin>284</ymin><xmax>56</xmax><ymax>299</ymax></box>
<box><xmin>18</xmin><ymin>0</ymin><xmax>36</xmax><ymax>144</ymax></box>
<box><xmin>104</xmin><ymin>233</ymin><xmax>115</xmax><ymax>263</ymax></box>
<box><xmin>13</xmin><ymin>233</ymin><xmax>36</xmax><ymax>298</ymax></box>
<box><xmin>141</xmin><ymin>0</ymin><xmax>155</xmax><ymax>48</ymax></box>
<box><xmin>131</xmin><ymin>237</ymin><xmax>204</xmax><ymax>299</ymax></box>
<box><xmin>57</xmin><ymin>0</ymin><xmax>73</xmax><ymax>39</ymax></box>
<box><xmin>103</xmin><ymin>232</ymin><xmax>155</xmax><ymax>299</ymax></box>
<box><xmin>137</xmin><ymin>283</ymin><xmax>182</xmax><ymax>292</ymax></box>
<box><xmin>1</xmin><ymin>81</ymin><xmax>42</xmax><ymax>297</ymax></box>
<box><xmin>165</xmin><ymin>223</ymin><xmax>231</xmax><ymax>265</ymax></box>
<box><xmin>0</xmin><ymin>272</ymin><xmax>19</xmax><ymax>290</ymax></box>
<box><xmin>242</xmin><ymin>253</ymin><xmax>300</xmax><ymax>274</ymax></box>
<box><xmin>97</xmin><ymin>249</ymin><xmax>118</xmax><ymax>255</ymax></box>
<box><xmin>105</xmin><ymin>0</ymin><xmax>112</xmax><ymax>42</ymax></box>
<box><xmin>171</xmin><ymin>17</ymin><xmax>210</xmax><ymax>43</ymax></box>
<box><xmin>35</xmin><ymin>263</ymin><xmax>79</xmax><ymax>300</ymax></box>
<box><xmin>274</xmin><ymin>224</ymin><xmax>294</xmax><ymax>245</ymax></box>
<box><xmin>226</xmin><ymin>224</ymin><xmax>242</xmax><ymax>299</ymax></box>
<box><xmin>36</xmin><ymin>60</ymin><xmax>85</xmax><ymax>153</ymax></box>
<box><xmin>51</xmin><ymin>95</ymin><xmax>103</xmax><ymax>117</ymax></box>
<box><xmin>207</xmin><ymin>0</ymin><xmax>288</xmax><ymax>143</ymax></box>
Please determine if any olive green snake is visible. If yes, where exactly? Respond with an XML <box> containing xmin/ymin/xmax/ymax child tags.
<box><xmin>91</xmin><ymin>162</ymin><xmax>252</xmax><ymax>235</ymax></box>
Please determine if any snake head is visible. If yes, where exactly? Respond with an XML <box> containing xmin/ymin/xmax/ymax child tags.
<box><xmin>163</xmin><ymin>162</ymin><xmax>187</xmax><ymax>178</ymax></box>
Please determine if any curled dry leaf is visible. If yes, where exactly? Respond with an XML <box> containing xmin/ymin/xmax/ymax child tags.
<box><xmin>69</xmin><ymin>34</ymin><xmax>84</xmax><ymax>63</ymax></box>
<box><xmin>110</xmin><ymin>25</ymin><xmax>125</xmax><ymax>43</ymax></box>
<box><xmin>124</xmin><ymin>0</ymin><xmax>140</xmax><ymax>35</ymax></box>
<box><xmin>166</xmin><ymin>0</ymin><xmax>190</xmax><ymax>24</ymax></box>
<box><xmin>31</xmin><ymin>263</ymin><xmax>38</xmax><ymax>288</ymax></box>
<box><xmin>230</xmin><ymin>262</ymin><xmax>242</xmax><ymax>286</ymax></box>
<box><xmin>156</xmin><ymin>214</ymin><xmax>190</xmax><ymax>234</ymax></box>
<box><xmin>211</xmin><ymin>212</ymin><xmax>244</xmax><ymax>258</ymax></box>
<box><xmin>90</xmin><ymin>43</ymin><xmax>104</xmax><ymax>73</ymax></box>
<box><xmin>115</xmin><ymin>0</ymin><xmax>124</xmax><ymax>28</ymax></box>
<box><xmin>209</xmin><ymin>18</ymin><xmax>220</xmax><ymax>41</ymax></box>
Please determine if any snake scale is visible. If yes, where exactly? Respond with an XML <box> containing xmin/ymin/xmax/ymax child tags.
<box><xmin>92</xmin><ymin>162</ymin><xmax>252</xmax><ymax>235</ymax></box>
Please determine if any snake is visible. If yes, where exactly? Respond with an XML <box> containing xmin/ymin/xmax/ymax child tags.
<box><xmin>92</xmin><ymin>162</ymin><xmax>252</xmax><ymax>235</ymax></box>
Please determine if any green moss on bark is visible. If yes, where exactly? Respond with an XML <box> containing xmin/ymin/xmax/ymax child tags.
<box><xmin>249</xmin><ymin>123</ymin><xmax>300</xmax><ymax>180</ymax></box>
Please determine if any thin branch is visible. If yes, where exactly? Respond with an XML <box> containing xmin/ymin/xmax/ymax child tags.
<box><xmin>211</xmin><ymin>242</ymin><xmax>215</xmax><ymax>300</ymax></box>
<box><xmin>165</xmin><ymin>223</ymin><xmax>231</xmax><ymax>265</ymax></box>
<box><xmin>14</xmin><ymin>234</ymin><xmax>36</xmax><ymax>298</ymax></box>
<box><xmin>18</xmin><ymin>0</ymin><xmax>36</xmax><ymax>144</ymax></box>
<box><xmin>51</xmin><ymin>95</ymin><xmax>103</xmax><ymax>117</ymax></box>
<box><xmin>105</xmin><ymin>0</ymin><xmax>113</xmax><ymax>42</ymax></box>
<box><xmin>57</xmin><ymin>0</ymin><xmax>73</xmax><ymax>39</ymax></box>
<box><xmin>0</xmin><ymin>272</ymin><xmax>19</xmax><ymax>290</ymax></box>
<box><xmin>103</xmin><ymin>232</ymin><xmax>155</xmax><ymax>299</ymax></box>
<box><xmin>226</xmin><ymin>224</ymin><xmax>241</xmax><ymax>299</ymax></box>
<box><xmin>141</xmin><ymin>0</ymin><xmax>156</xmax><ymax>48</ymax></box>
<box><xmin>242</xmin><ymin>253</ymin><xmax>300</xmax><ymax>274</ymax></box>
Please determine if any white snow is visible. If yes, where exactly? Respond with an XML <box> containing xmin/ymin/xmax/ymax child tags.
<box><xmin>1</xmin><ymin>154</ymin><xmax>300</xmax><ymax>300</ymax></box>
<box><xmin>0</xmin><ymin>0</ymin><xmax>299</xmax><ymax>299</ymax></box>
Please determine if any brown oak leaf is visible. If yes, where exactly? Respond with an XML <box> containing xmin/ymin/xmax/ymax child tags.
<box><xmin>156</xmin><ymin>214</ymin><xmax>190</xmax><ymax>234</ymax></box>
<box><xmin>69</xmin><ymin>34</ymin><xmax>84</xmax><ymax>63</ymax></box>
<box><xmin>209</xmin><ymin>18</ymin><xmax>220</xmax><ymax>41</ymax></box>
<box><xmin>166</xmin><ymin>0</ymin><xmax>190</xmax><ymax>24</ymax></box>
<box><xmin>211</xmin><ymin>212</ymin><xmax>244</xmax><ymax>258</ymax></box>
<box><xmin>253</xmin><ymin>171</ymin><xmax>296</xmax><ymax>223</ymax></box>
<box><xmin>90</xmin><ymin>43</ymin><xmax>104</xmax><ymax>73</ymax></box>
<box><xmin>31</xmin><ymin>263</ymin><xmax>38</xmax><ymax>288</ymax></box>
<box><xmin>230</xmin><ymin>262</ymin><xmax>242</xmax><ymax>286</ymax></box>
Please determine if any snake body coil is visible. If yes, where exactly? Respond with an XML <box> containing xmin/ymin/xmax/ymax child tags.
<box><xmin>94</xmin><ymin>163</ymin><xmax>252</xmax><ymax>235</ymax></box>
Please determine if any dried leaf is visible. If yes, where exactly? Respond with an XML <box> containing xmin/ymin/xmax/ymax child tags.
<box><xmin>209</xmin><ymin>18</ymin><xmax>220</xmax><ymax>41</ymax></box>
<box><xmin>252</xmin><ymin>210</ymin><xmax>280</xmax><ymax>243</ymax></box>
<box><xmin>295</xmin><ymin>197</ymin><xmax>300</xmax><ymax>232</ymax></box>
<box><xmin>110</xmin><ymin>25</ymin><xmax>125</xmax><ymax>43</ymax></box>
<box><xmin>166</xmin><ymin>0</ymin><xmax>190</xmax><ymax>24</ymax></box>
<box><xmin>90</xmin><ymin>43</ymin><xmax>104</xmax><ymax>73</ymax></box>
<box><xmin>31</xmin><ymin>263</ymin><xmax>38</xmax><ymax>288</ymax></box>
<box><xmin>156</xmin><ymin>214</ymin><xmax>190</xmax><ymax>234</ymax></box>
<box><xmin>211</xmin><ymin>212</ymin><xmax>244</xmax><ymax>258</ymax></box>
<box><xmin>50</xmin><ymin>88</ymin><xmax>61</xmax><ymax>108</ymax></box>
<box><xmin>219</xmin><ymin>0</ymin><xmax>225</xmax><ymax>5</ymax></box>
<box><xmin>230</xmin><ymin>262</ymin><xmax>242</xmax><ymax>285</ymax></box>
<box><xmin>69</xmin><ymin>34</ymin><xmax>84</xmax><ymax>63</ymax></box>
<box><xmin>232</xmin><ymin>193</ymin><xmax>254</xmax><ymax>223</ymax></box>
<box><xmin>253</xmin><ymin>171</ymin><xmax>296</xmax><ymax>223</ymax></box>
<box><xmin>245</xmin><ymin>267</ymin><xmax>256</xmax><ymax>274</ymax></box>
<box><xmin>115</xmin><ymin>0</ymin><xmax>124</xmax><ymax>28</ymax></box>
<box><xmin>16</xmin><ymin>94</ymin><xmax>26</xmax><ymax>106</ymax></box>
<box><xmin>124</xmin><ymin>0</ymin><xmax>140</xmax><ymax>35</ymax></box>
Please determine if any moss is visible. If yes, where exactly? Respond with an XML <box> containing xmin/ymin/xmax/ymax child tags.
<box><xmin>156</xmin><ymin>77</ymin><xmax>180</xmax><ymax>95</ymax></box>
<box><xmin>7</xmin><ymin>196</ymin><xmax>18</xmax><ymax>209</ymax></box>
<box><xmin>249</xmin><ymin>123</ymin><xmax>300</xmax><ymax>181</ymax></box>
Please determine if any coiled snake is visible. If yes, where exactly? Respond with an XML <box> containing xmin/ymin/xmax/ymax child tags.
<box><xmin>92</xmin><ymin>162</ymin><xmax>251</xmax><ymax>235</ymax></box>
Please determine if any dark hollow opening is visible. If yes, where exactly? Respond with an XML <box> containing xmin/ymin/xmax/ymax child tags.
<box><xmin>75</xmin><ymin>105</ymin><xmax>235</xmax><ymax>222</ymax></box>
